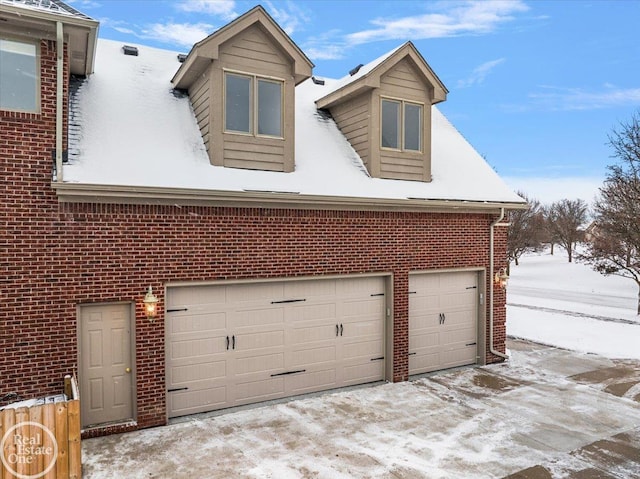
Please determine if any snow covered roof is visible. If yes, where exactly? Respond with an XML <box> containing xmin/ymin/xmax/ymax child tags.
<box><xmin>0</xmin><ymin>0</ymin><xmax>94</xmax><ymax>20</ymax></box>
<box><xmin>61</xmin><ymin>39</ymin><xmax>525</xmax><ymax>209</ymax></box>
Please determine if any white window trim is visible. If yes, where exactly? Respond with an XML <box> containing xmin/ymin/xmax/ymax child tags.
<box><xmin>0</xmin><ymin>36</ymin><xmax>41</xmax><ymax>114</ymax></box>
<box><xmin>223</xmin><ymin>69</ymin><xmax>284</xmax><ymax>139</ymax></box>
<box><xmin>380</xmin><ymin>96</ymin><xmax>424</xmax><ymax>153</ymax></box>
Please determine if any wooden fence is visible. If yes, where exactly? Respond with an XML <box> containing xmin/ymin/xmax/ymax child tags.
<box><xmin>0</xmin><ymin>399</ymin><xmax>81</xmax><ymax>479</ymax></box>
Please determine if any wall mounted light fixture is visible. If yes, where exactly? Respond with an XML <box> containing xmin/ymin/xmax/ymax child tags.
<box><xmin>494</xmin><ymin>268</ymin><xmax>509</xmax><ymax>289</ymax></box>
<box><xmin>143</xmin><ymin>286</ymin><xmax>159</xmax><ymax>320</ymax></box>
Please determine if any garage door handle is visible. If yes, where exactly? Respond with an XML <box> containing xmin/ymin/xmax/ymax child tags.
<box><xmin>336</xmin><ymin>324</ymin><xmax>339</xmax><ymax>337</ymax></box>
<box><xmin>340</xmin><ymin>324</ymin><xmax>343</xmax><ymax>336</ymax></box>
<box><xmin>232</xmin><ymin>335</ymin><xmax>236</xmax><ymax>350</ymax></box>
<box><xmin>408</xmin><ymin>352</ymin><xmax>417</xmax><ymax>356</ymax></box>
<box><xmin>370</xmin><ymin>356</ymin><xmax>384</xmax><ymax>361</ymax></box>
<box><xmin>226</xmin><ymin>336</ymin><xmax>230</xmax><ymax>350</ymax></box>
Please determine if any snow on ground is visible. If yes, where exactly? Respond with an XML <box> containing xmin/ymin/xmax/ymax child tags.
<box><xmin>507</xmin><ymin>248</ymin><xmax>640</xmax><ymax>359</ymax></box>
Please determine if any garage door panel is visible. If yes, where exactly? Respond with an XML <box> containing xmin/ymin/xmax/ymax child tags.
<box><xmin>227</xmin><ymin>282</ymin><xmax>284</xmax><ymax>302</ymax></box>
<box><xmin>291</xmin><ymin>345</ymin><xmax>336</xmax><ymax>367</ymax></box>
<box><xmin>342</xmin><ymin>298</ymin><xmax>384</xmax><ymax>318</ymax></box>
<box><xmin>235</xmin><ymin>352</ymin><xmax>284</xmax><ymax>375</ymax></box>
<box><xmin>235</xmin><ymin>330</ymin><xmax>283</xmax><ymax>351</ymax></box>
<box><xmin>409</xmin><ymin>331</ymin><xmax>439</xmax><ymax>350</ymax></box>
<box><xmin>170</xmin><ymin>335</ymin><xmax>225</xmax><ymax>360</ymax></box>
<box><xmin>339</xmin><ymin>277</ymin><xmax>383</xmax><ymax>295</ymax></box>
<box><xmin>409</xmin><ymin>271</ymin><xmax>478</xmax><ymax>376</ymax></box>
<box><xmin>440</xmin><ymin>328</ymin><xmax>476</xmax><ymax>345</ymax></box>
<box><xmin>168</xmin><ymin>285</ymin><xmax>227</xmax><ymax>308</ymax></box>
<box><xmin>341</xmin><ymin>338</ymin><xmax>383</xmax><ymax>360</ymax></box>
<box><xmin>169</xmin><ymin>386</ymin><xmax>228</xmax><ymax>416</ymax></box>
<box><xmin>234</xmin><ymin>377</ymin><xmax>285</xmax><ymax>404</ymax></box>
<box><xmin>409</xmin><ymin>352</ymin><xmax>440</xmax><ymax>373</ymax></box>
<box><xmin>289</xmin><ymin>323</ymin><xmax>336</xmax><ymax>344</ymax></box>
<box><xmin>291</xmin><ymin>302</ymin><xmax>337</xmax><ymax>322</ymax></box>
<box><xmin>409</xmin><ymin>295</ymin><xmax>440</xmax><ymax>313</ymax></box>
<box><xmin>170</xmin><ymin>312</ymin><xmax>227</xmax><ymax>334</ymax></box>
<box><xmin>233</xmin><ymin>307</ymin><xmax>284</xmax><ymax>328</ymax></box>
<box><xmin>343</xmin><ymin>361</ymin><xmax>384</xmax><ymax>383</ymax></box>
<box><xmin>287</xmin><ymin>369</ymin><xmax>336</xmax><ymax>395</ymax></box>
<box><xmin>171</xmin><ymin>360</ymin><xmax>226</xmax><ymax>384</ymax></box>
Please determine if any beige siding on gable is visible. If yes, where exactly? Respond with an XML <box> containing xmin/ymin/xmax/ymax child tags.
<box><xmin>219</xmin><ymin>24</ymin><xmax>291</xmax><ymax>77</ymax></box>
<box><xmin>189</xmin><ymin>71</ymin><xmax>211</xmax><ymax>151</ymax></box>
<box><xmin>379</xmin><ymin>58</ymin><xmax>427</xmax><ymax>101</ymax></box>
<box><xmin>329</xmin><ymin>93</ymin><xmax>370</xmax><ymax>169</ymax></box>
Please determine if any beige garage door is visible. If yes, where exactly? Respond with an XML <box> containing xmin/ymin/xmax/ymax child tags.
<box><xmin>166</xmin><ymin>276</ymin><xmax>386</xmax><ymax>418</ymax></box>
<box><xmin>409</xmin><ymin>271</ymin><xmax>478</xmax><ymax>375</ymax></box>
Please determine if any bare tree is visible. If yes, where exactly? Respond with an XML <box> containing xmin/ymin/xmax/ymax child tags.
<box><xmin>580</xmin><ymin>111</ymin><xmax>640</xmax><ymax>314</ymax></box>
<box><xmin>547</xmin><ymin>199</ymin><xmax>588</xmax><ymax>263</ymax></box>
<box><xmin>507</xmin><ymin>191</ymin><xmax>543</xmax><ymax>266</ymax></box>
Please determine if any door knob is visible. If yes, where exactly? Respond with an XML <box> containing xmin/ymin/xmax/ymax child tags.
<box><xmin>125</xmin><ymin>367</ymin><xmax>131</xmax><ymax>373</ymax></box>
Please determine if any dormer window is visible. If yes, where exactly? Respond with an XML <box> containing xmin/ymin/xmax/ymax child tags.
<box><xmin>225</xmin><ymin>71</ymin><xmax>283</xmax><ymax>138</ymax></box>
<box><xmin>0</xmin><ymin>38</ymin><xmax>39</xmax><ymax>112</ymax></box>
<box><xmin>381</xmin><ymin>98</ymin><xmax>422</xmax><ymax>152</ymax></box>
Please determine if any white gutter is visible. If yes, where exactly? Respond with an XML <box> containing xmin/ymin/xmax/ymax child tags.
<box><xmin>55</xmin><ymin>21</ymin><xmax>63</xmax><ymax>182</ymax></box>
<box><xmin>489</xmin><ymin>207</ymin><xmax>511</xmax><ymax>360</ymax></box>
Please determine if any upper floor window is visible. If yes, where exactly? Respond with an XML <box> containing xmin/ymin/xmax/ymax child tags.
<box><xmin>0</xmin><ymin>38</ymin><xmax>38</xmax><ymax>112</ymax></box>
<box><xmin>225</xmin><ymin>72</ymin><xmax>283</xmax><ymax>138</ymax></box>
<box><xmin>381</xmin><ymin>98</ymin><xmax>422</xmax><ymax>152</ymax></box>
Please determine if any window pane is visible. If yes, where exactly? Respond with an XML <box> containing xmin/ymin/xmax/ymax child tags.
<box><xmin>0</xmin><ymin>39</ymin><xmax>37</xmax><ymax>112</ymax></box>
<box><xmin>225</xmin><ymin>73</ymin><xmax>251</xmax><ymax>133</ymax></box>
<box><xmin>381</xmin><ymin>100</ymin><xmax>400</xmax><ymax>149</ymax></box>
<box><xmin>404</xmin><ymin>103</ymin><xmax>422</xmax><ymax>151</ymax></box>
<box><xmin>257</xmin><ymin>79</ymin><xmax>282</xmax><ymax>137</ymax></box>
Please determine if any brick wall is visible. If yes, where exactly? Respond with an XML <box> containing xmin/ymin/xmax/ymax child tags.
<box><xmin>0</xmin><ymin>39</ymin><xmax>509</xmax><ymax>436</ymax></box>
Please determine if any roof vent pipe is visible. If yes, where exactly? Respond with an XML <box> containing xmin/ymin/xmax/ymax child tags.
<box><xmin>177</xmin><ymin>53</ymin><xmax>188</xmax><ymax>63</ymax></box>
<box><xmin>311</xmin><ymin>76</ymin><xmax>325</xmax><ymax>85</ymax></box>
<box><xmin>349</xmin><ymin>63</ymin><xmax>364</xmax><ymax>76</ymax></box>
<box><xmin>122</xmin><ymin>45</ymin><xmax>139</xmax><ymax>56</ymax></box>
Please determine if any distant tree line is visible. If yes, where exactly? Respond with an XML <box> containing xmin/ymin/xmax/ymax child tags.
<box><xmin>508</xmin><ymin>110</ymin><xmax>640</xmax><ymax>315</ymax></box>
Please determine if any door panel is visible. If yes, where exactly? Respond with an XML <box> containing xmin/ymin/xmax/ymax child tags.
<box><xmin>80</xmin><ymin>303</ymin><xmax>133</xmax><ymax>427</ymax></box>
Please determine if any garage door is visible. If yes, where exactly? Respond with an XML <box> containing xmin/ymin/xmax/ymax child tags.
<box><xmin>166</xmin><ymin>276</ymin><xmax>386</xmax><ymax>418</ymax></box>
<box><xmin>409</xmin><ymin>271</ymin><xmax>478</xmax><ymax>375</ymax></box>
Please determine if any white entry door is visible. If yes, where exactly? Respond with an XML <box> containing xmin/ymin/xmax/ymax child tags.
<box><xmin>79</xmin><ymin>303</ymin><xmax>134</xmax><ymax>427</ymax></box>
<box><xmin>409</xmin><ymin>271</ymin><xmax>478</xmax><ymax>375</ymax></box>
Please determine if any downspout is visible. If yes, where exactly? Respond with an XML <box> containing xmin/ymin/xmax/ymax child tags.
<box><xmin>55</xmin><ymin>21</ymin><xmax>64</xmax><ymax>182</ymax></box>
<box><xmin>489</xmin><ymin>207</ymin><xmax>510</xmax><ymax>360</ymax></box>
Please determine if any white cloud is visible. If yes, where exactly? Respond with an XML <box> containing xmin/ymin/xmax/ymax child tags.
<box><xmin>113</xmin><ymin>26</ymin><xmax>135</xmax><ymax>35</ymax></box>
<box><xmin>457</xmin><ymin>58</ymin><xmax>505</xmax><ymax>88</ymax></box>
<box><xmin>346</xmin><ymin>0</ymin><xmax>529</xmax><ymax>45</ymax></box>
<box><xmin>142</xmin><ymin>22</ymin><xmax>214</xmax><ymax>48</ymax></box>
<box><xmin>177</xmin><ymin>0</ymin><xmax>237</xmax><ymax>21</ymax></box>
<box><xmin>504</xmin><ymin>176</ymin><xmax>603</xmax><ymax>205</ymax></box>
<box><xmin>527</xmin><ymin>85</ymin><xmax>640</xmax><ymax>111</ymax></box>
<box><xmin>264</xmin><ymin>0</ymin><xmax>309</xmax><ymax>35</ymax></box>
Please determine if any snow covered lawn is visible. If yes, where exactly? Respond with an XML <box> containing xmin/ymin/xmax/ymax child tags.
<box><xmin>507</xmin><ymin>249</ymin><xmax>640</xmax><ymax>359</ymax></box>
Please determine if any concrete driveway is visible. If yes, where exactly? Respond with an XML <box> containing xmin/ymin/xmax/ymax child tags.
<box><xmin>82</xmin><ymin>339</ymin><xmax>640</xmax><ymax>478</ymax></box>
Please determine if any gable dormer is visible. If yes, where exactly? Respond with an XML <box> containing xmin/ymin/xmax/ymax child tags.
<box><xmin>172</xmin><ymin>6</ymin><xmax>313</xmax><ymax>173</ymax></box>
<box><xmin>316</xmin><ymin>42</ymin><xmax>447</xmax><ymax>182</ymax></box>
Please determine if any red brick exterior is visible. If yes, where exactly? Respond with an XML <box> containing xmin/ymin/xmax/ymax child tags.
<box><xmin>0</xmin><ymin>39</ymin><xmax>508</xmax><ymax>436</ymax></box>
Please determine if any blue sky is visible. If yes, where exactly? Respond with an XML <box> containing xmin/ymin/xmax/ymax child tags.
<box><xmin>69</xmin><ymin>0</ymin><xmax>640</xmax><ymax>204</ymax></box>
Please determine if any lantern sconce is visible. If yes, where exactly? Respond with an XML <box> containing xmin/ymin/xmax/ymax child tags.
<box><xmin>143</xmin><ymin>286</ymin><xmax>159</xmax><ymax>320</ymax></box>
<box><xmin>494</xmin><ymin>268</ymin><xmax>509</xmax><ymax>290</ymax></box>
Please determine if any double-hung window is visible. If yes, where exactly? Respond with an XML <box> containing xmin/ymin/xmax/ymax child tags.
<box><xmin>381</xmin><ymin>98</ymin><xmax>422</xmax><ymax>152</ymax></box>
<box><xmin>0</xmin><ymin>38</ymin><xmax>38</xmax><ymax>112</ymax></box>
<box><xmin>225</xmin><ymin>72</ymin><xmax>283</xmax><ymax>138</ymax></box>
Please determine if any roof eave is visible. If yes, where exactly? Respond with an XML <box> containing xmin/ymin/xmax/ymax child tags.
<box><xmin>52</xmin><ymin>182</ymin><xmax>528</xmax><ymax>212</ymax></box>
